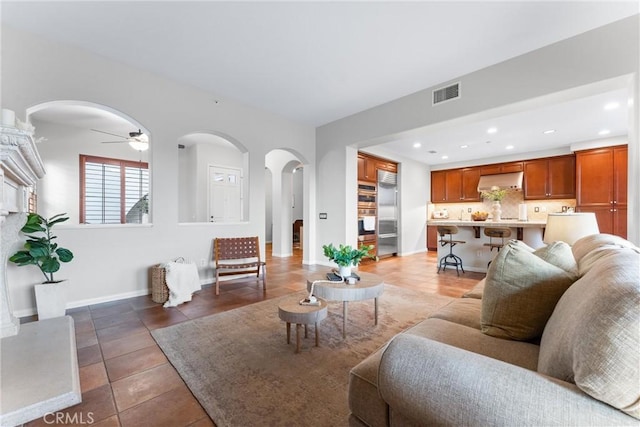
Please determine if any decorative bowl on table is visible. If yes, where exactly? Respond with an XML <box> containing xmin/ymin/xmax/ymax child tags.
<box><xmin>471</xmin><ymin>211</ymin><xmax>489</xmax><ymax>221</ymax></box>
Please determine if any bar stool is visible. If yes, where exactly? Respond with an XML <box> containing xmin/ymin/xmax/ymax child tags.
<box><xmin>484</xmin><ymin>227</ymin><xmax>512</xmax><ymax>267</ymax></box>
<box><xmin>437</xmin><ymin>226</ymin><xmax>465</xmax><ymax>276</ymax></box>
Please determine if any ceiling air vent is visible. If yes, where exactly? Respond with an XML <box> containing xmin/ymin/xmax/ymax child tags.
<box><xmin>432</xmin><ymin>82</ymin><xmax>460</xmax><ymax>105</ymax></box>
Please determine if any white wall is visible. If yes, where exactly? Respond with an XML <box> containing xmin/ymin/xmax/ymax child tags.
<box><xmin>3</xmin><ymin>26</ymin><xmax>315</xmax><ymax>315</ymax></box>
<box><xmin>316</xmin><ymin>15</ymin><xmax>639</xmax><ymax>264</ymax></box>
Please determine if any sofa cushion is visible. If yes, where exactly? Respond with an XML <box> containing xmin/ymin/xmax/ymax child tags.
<box><xmin>406</xmin><ymin>318</ymin><xmax>539</xmax><ymax>370</ymax></box>
<box><xmin>428</xmin><ymin>298</ymin><xmax>482</xmax><ymax>330</ymax></box>
<box><xmin>348</xmin><ymin>347</ymin><xmax>389</xmax><ymax>427</ymax></box>
<box><xmin>462</xmin><ymin>279</ymin><xmax>485</xmax><ymax>299</ymax></box>
<box><xmin>538</xmin><ymin>248</ymin><xmax>640</xmax><ymax>419</ymax></box>
<box><xmin>481</xmin><ymin>241</ymin><xmax>576</xmax><ymax>341</ymax></box>
<box><xmin>572</xmin><ymin>233</ymin><xmax>640</xmax><ymax>276</ymax></box>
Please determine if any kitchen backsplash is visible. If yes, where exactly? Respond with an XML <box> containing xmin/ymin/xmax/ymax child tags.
<box><xmin>429</xmin><ymin>191</ymin><xmax>576</xmax><ymax>221</ymax></box>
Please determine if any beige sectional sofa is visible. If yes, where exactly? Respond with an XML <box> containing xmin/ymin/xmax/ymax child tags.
<box><xmin>349</xmin><ymin>234</ymin><xmax>640</xmax><ymax>426</ymax></box>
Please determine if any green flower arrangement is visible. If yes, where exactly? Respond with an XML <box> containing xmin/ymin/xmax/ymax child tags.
<box><xmin>322</xmin><ymin>243</ymin><xmax>376</xmax><ymax>267</ymax></box>
<box><xmin>481</xmin><ymin>188</ymin><xmax>509</xmax><ymax>202</ymax></box>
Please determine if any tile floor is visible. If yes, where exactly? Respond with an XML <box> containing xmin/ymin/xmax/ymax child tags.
<box><xmin>22</xmin><ymin>246</ymin><xmax>484</xmax><ymax>426</ymax></box>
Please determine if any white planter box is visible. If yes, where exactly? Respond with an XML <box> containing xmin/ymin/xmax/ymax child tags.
<box><xmin>34</xmin><ymin>281</ymin><xmax>69</xmax><ymax>320</ymax></box>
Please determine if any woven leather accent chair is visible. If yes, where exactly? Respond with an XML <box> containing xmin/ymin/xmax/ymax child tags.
<box><xmin>213</xmin><ymin>236</ymin><xmax>267</xmax><ymax>295</ymax></box>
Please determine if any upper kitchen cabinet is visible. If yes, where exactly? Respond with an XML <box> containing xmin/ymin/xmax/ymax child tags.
<box><xmin>576</xmin><ymin>145</ymin><xmax>627</xmax><ymax>238</ymax></box>
<box><xmin>461</xmin><ymin>167</ymin><xmax>481</xmax><ymax>201</ymax></box>
<box><xmin>376</xmin><ymin>160</ymin><xmax>397</xmax><ymax>173</ymax></box>
<box><xmin>445</xmin><ymin>169</ymin><xmax>462</xmax><ymax>202</ymax></box>
<box><xmin>431</xmin><ymin>170</ymin><xmax>447</xmax><ymax>202</ymax></box>
<box><xmin>358</xmin><ymin>153</ymin><xmax>397</xmax><ymax>182</ymax></box>
<box><xmin>357</xmin><ymin>154</ymin><xmax>377</xmax><ymax>182</ymax></box>
<box><xmin>479</xmin><ymin>161</ymin><xmax>523</xmax><ymax>176</ymax></box>
<box><xmin>431</xmin><ymin>169</ymin><xmax>461</xmax><ymax>202</ymax></box>
<box><xmin>523</xmin><ymin>155</ymin><xmax>575</xmax><ymax>200</ymax></box>
<box><xmin>430</xmin><ymin>167</ymin><xmax>480</xmax><ymax>202</ymax></box>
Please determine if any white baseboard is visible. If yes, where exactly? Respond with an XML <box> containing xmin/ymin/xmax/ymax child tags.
<box><xmin>14</xmin><ymin>288</ymin><xmax>151</xmax><ymax>318</ymax></box>
<box><xmin>398</xmin><ymin>248</ymin><xmax>428</xmax><ymax>256</ymax></box>
<box><xmin>271</xmin><ymin>252</ymin><xmax>293</xmax><ymax>257</ymax></box>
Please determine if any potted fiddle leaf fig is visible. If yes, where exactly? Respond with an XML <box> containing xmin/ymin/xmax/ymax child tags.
<box><xmin>9</xmin><ymin>212</ymin><xmax>74</xmax><ymax>319</ymax></box>
<box><xmin>322</xmin><ymin>243</ymin><xmax>376</xmax><ymax>278</ymax></box>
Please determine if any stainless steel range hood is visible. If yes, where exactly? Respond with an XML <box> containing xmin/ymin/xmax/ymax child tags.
<box><xmin>477</xmin><ymin>171</ymin><xmax>523</xmax><ymax>192</ymax></box>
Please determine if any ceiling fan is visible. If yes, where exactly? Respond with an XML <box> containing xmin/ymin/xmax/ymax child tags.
<box><xmin>91</xmin><ymin>128</ymin><xmax>149</xmax><ymax>151</ymax></box>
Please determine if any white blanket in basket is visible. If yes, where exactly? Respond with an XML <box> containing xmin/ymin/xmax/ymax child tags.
<box><xmin>162</xmin><ymin>261</ymin><xmax>201</xmax><ymax>307</ymax></box>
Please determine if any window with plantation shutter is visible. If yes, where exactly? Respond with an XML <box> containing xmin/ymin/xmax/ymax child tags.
<box><xmin>80</xmin><ymin>155</ymin><xmax>149</xmax><ymax>224</ymax></box>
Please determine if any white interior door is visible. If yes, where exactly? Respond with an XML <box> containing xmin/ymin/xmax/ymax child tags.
<box><xmin>209</xmin><ymin>165</ymin><xmax>242</xmax><ymax>222</ymax></box>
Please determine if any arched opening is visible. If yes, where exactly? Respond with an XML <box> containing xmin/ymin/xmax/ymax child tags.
<box><xmin>26</xmin><ymin>101</ymin><xmax>151</xmax><ymax>225</ymax></box>
<box><xmin>265</xmin><ymin>149</ymin><xmax>308</xmax><ymax>260</ymax></box>
<box><xmin>177</xmin><ymin>132</ymin><xmax>249</xmax><ymax>223</ymax></box>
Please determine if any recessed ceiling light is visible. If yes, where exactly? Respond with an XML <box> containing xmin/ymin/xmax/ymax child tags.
<box><xmin>413</xmin><ymin>142</ymin><xmax>422</xmax><ymax>148</ymax></box>
<box><xmin>543</xmin><ymin>129</ymin><xmax>556</xmax><ymax>134</ymax></box>
<box><xmin>460</xmin><ymin>144</ymin><xmax>468</xmax><ymax>149</ymax></box>
<box><xmin>505</xmin><ymin>145</ymin><xmax>514</xmax><ymax>150</ymax></box>
<box><xmin>604</xmin><ymin>102</ymin><xmax>620</xmax><ymax>111</ymax></box>
<box><xmin>441</xmin><ymin>155</ymin><xmax>449</xmax><ymax>160</ymax></box>
<box><xmin>487</xmin><ymin>127</ymin><xmax>497</xmax><ymax>134</ymax></box>
<box><xmin>485</xmin><ymin>140</ymin><xmax>492</xmax><ymax>144</ymax></box>
<box><xmin>428</xmin><ymin>150</ymin><xmax>437</xmax><ymax>154</ymax></box>
<box><xmin>598</xmin><ymin>129</ymin><xmax>611</xmax><ymax>136</ymax></box>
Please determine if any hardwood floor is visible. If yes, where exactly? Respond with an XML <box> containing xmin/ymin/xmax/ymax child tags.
<box><xmin>23</xmin><ymin>246</ymin><xmax>484</xmax><ymax>427</ymax></box>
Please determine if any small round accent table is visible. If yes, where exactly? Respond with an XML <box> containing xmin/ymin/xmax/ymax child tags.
<box><xmin>278</xmin><ymin>296</ymin><xmax>328</xmax><ymax>353</ymax></box>
<box><xmin>306</xmin><ymin>272</ymin><xmax>384</xmax><ymax>338</ymax></box>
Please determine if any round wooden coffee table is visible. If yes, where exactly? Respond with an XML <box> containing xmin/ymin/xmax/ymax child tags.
<box><xmin>278</xmin><ymin>296</ymin><xmax>328</xmax><ymax>353</ymax></box>
<box><xmin>306</xmin><ymin>271</ymin><xmax>384</xmax><ymax>338</ymax></box>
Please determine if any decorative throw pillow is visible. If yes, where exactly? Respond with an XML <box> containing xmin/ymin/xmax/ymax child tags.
<box><xmin>510</xmin><ymin>239</ymin><xmax>578</xmax><ymax>276</ymax></box>
<box><xmin>533</xmin><ymin>241</ymin><xmax>578</xmax><ymax>278</ymax></box>
<box><xmin>538</xmin><ymin>249</ymin><xmax>640</xmax><ymax>419</ymax></box>
<box><xmin>480</xmin><ymin>241</ymin><xmax>576</xmax><ymax>341</ymax></box>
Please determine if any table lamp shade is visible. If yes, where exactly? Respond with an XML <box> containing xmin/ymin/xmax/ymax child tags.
<box><xmin>543</xmin><ymin>213</ymin><xmax>600</xmax><ymax>245</ymax></box>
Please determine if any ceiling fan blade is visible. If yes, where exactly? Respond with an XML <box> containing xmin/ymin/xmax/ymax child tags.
<box><xmin>91</xmin><ymin>128</ymin><xmax>127</xmax><ymax>139</ymax></box>
<box><xmin>101</xmin><ymin>140</ymin><xmax>128</xmax><ymax>144</ymax></box>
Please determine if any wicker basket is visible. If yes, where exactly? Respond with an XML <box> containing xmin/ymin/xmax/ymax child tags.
<box><xmin>150</xmin><ymin>264</ymin><xmax>169</xmax><ymax>303</ymax></box>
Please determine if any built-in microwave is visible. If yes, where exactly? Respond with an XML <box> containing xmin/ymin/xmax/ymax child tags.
<box><xmin>358</xmin><ymin>183</ymin><xmax>376</xmax><ymax>206</ymax></box>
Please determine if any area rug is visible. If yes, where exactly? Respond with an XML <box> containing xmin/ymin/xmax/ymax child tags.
<box><xmin>151</xmin><ymin>284</ymin><xmax>453</xmax><ymax>426</ymax></box>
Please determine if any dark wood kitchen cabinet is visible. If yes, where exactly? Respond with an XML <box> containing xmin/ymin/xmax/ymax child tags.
<box><xmin>357</xmin><ymin>154</ymin><xmax>377</xmax><ymax>182</ymax></box>
<box><xmin>576</xmin><ymin>145</ymin><xmax>627</xmax><ymax>238</ymax></box>
<box><xmin>358</xmin><ymin>153</ymin><xmax>397</xmax><ymax>183</ymax></box>
<box><xmin>427</xmin><ymin>225</ymin><xmax>438</xmax><ymax>251</ymax></box>
<box><xmin>523</xmin><ymin>155</ymin><xmax>575</xmax><ymax>200</ymax></box>
<box><xmin>430</xmin><ymin>167</ymin><xmax>480</xmax><ymax>202</ymax></box>
<box><xmin>479</xmin><ymin>161</ymin><xmax>523</xmax><ymax>175</ymax></box>
<box><xmin>431</xmin><ymin>170</ymin><xmax>447</xmax><ymax>202</ymax></box>
<box><xmin>461</xmin><ymin>167</ymin><xmax>481</xmax><ymax>201</ymax></box>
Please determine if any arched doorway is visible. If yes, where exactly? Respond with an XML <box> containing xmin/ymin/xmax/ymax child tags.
<box><xmin>265</xmin><ymin>149</ymin><xmax>308</xmax><ymax>260</ymax></box>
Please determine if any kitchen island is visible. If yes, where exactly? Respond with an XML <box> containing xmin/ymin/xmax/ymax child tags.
<box><xmin>427</xmin><ymin>219</ymin><xmax>547</xmax><ymax>273</ymax></box>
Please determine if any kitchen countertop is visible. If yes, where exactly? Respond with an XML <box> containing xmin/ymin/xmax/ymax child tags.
<box><xmin>427</xmin><ymin>219</ymin><xmax>547</xmax><ymax>228</ymax></box>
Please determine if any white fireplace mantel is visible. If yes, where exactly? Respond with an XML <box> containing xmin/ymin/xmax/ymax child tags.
<box><xmin>0</xmin><ymin>125</ymin><xmax>82</xmax><ymax>427</ymax></box>
<box><xmin>0</xmin><ymin>125</ymin><xmax>45</xmax><ymax>338</ymax></box>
